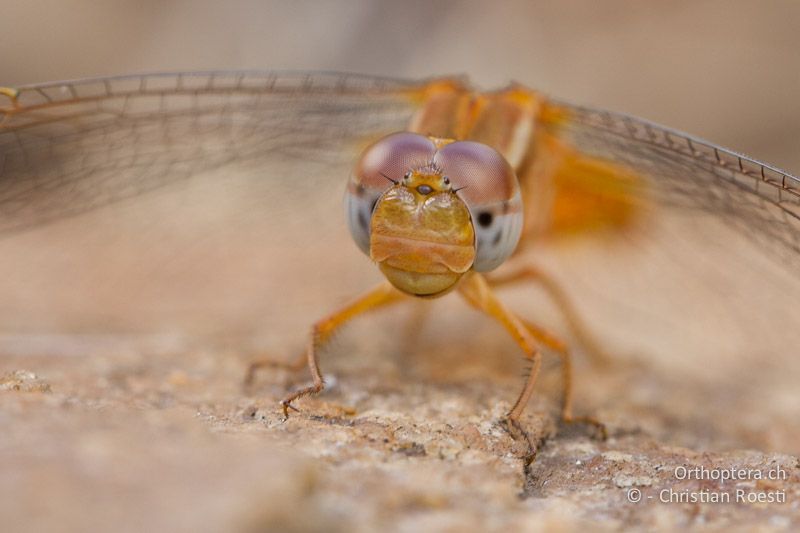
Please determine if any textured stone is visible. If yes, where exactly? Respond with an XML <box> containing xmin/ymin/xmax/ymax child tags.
<box><xmin>1</xmin><ymin>338</ymin><xmax>798</xmax><ymax>531</ymax></box>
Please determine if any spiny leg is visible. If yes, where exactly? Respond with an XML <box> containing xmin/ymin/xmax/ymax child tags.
<box><xmin>488</xmin><ymin>261</ymin><xmax>612</xmax><ymax>367</ymax></box>
<box><xmin>279</xmin><ymin>281</ymin><xmax>406</xmax><ymax>420</ymax></box>
<box><xmin>520</xmin><ymin>319</ymin><xmax>606</xmax><ymax>440</ymax></box>
<box><xmin>244</xmin><ymin>350</ymin><xmax>307</xmax><ymax>389</ymax></box>
<box><xmin>457</xmin><ymin>273</ymin><xmax>545</xmax><ymax>464</ymax></box>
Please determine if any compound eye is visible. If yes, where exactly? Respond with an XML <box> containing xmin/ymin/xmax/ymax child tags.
<box><xmin>434</xmin><ymin>141</ymin><xmax>523</xmax><ymax>271</ymax></box>
<box><xmin>346</xmin><ymin>132</ymin><xmax>437</xmax><ymax>256</ymax></box>
<box><xmin>344</xmin><ymin>185</ymin><xmax>380</xmax><ymax>255</ymax></box>
<box><xmin>470</xmin><ymin>205</ymin><xmax>523</xmax><ymax>271</ymax></box>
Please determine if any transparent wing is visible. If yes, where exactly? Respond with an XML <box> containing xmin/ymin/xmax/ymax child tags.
<box><xmin>551</xmin><ymin>99</ymin><xmax>800</xmax><ymax>267</ymax></box>
<box><xmin>0</xmin><ymin>71</ymin><xmax>431</xmax><ymax>235</ymax></box>
<box><xmin>0</xmin><ymin>71</ymin><xmax>433</xmax><ymax>342</ymax></box>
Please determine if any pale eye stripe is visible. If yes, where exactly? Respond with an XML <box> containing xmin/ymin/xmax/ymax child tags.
<box><xmin>472</xmin><ymin>211</ymin><xmax>522</xmax><ymax>271</ymax></box>
<box><xmin>345</xmin><ymin>191</ymin><xmax>379</xmax><ymax>256</ymax></box>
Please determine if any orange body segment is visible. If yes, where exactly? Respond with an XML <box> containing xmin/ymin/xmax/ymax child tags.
<box><xmin>408</xmin><ymin>81</ymin><xmax>647</xmax><ymax>246</ymax></box>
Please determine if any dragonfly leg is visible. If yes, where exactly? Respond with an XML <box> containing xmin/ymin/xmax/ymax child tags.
<box><xmin>520</xmin><ymin>318</ymin><xmax>606</xmax><ymax>440</ymax></box>
<box><xmin>457</xmin><ymin>272</ymin><xmax>544</xmax><ymax>463</ymax></box>
<box><xmin>244</xmin><ymin>351</ymin><xmax>307</xmax><ymax>389</ymax></box>
<box><xmin>488</xmin><ymin>262</ymin><xmax>612</xmax><ymax>367</ymax></box>
<box><xmin>279</xmin><ymin>281</ymin><xmax>406</xmax><ymax>420</ymax></box>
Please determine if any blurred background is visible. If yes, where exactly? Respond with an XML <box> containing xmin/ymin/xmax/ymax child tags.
<box><xmin>2</xmin><ymin>0</ymin><xmax>799</xmax><ymax>172</ymax></box>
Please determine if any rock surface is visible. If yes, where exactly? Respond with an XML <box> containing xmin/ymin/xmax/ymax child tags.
<box><xmin>1</xmin><ymin>327</ymin><xmax>798</xmax><ymax>532</ymax></box>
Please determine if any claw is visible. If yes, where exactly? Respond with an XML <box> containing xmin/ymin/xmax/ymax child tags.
<box><xmin>279</xmin><ymin>399</ymin><xmax>300</xmax><ymax>421</ymax></box>
<box><xmin>500</xmin><ymin>417</ymin><xmax>519</xmax><ymax>440</ymax></box>
<box><xmin>500</xmin><ymin>417</ymin><xmax>538</xmax><ymax>465</ymax></box>
<box><xmin>243</xmin><ymin>352</ymin><xmax>308</xmax><ymax>390</ymax></box>
<box><xmin>523</xmin><ymin>449</ymin><xmax>537</xmax><ymax>468</ymax></box>
<box><xmin>562</xmin><ymin>416</ymin><xmax>607</xmax><ymax>441</ymax></box>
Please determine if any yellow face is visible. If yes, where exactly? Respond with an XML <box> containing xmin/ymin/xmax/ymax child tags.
<box><xmin>369</xmin><ymin>169</ymin><xmax>475</xmax><ymax>296</ymax></box>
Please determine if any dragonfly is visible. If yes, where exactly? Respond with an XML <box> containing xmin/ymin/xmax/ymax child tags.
<box><xmin>1</xmin><ymin>71</ymin><xmax>799</xmax><ymax>456</ymax></box>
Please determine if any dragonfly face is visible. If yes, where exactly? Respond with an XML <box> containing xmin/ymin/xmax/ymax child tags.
<box><xmin>346</xmin><ymin>132</ymin><xmax>523</xmax><ymax>296</ymax></box>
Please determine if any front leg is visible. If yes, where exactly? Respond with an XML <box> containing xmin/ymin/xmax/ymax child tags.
<box><xmin>519</xmin><ymin>318</ymin><xmax>606</xmax><ymax>440</ymax></box>
<box><xmin>280</xmin><ymin>281</ymin><xmax>406</xmax><ymax>419</ymax></box>
<box><xmin>457</xmin><ymin>272</ymin><xmax>544</xmax><ymax>462</ymax></box>
<box><xmin>488</xmin><ymin>261</ymin><xmax>612</xmax><ymax>367</ymax></box>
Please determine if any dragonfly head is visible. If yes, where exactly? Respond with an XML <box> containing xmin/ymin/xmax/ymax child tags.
<box><xmin>346</xmin><ymin>132</ymin><xmax>523</xmax><ymax>297</ymax></box>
